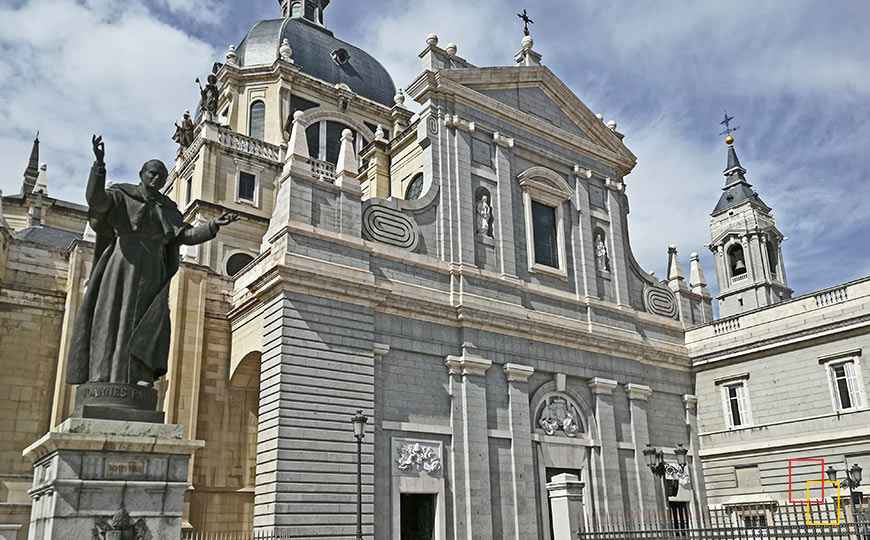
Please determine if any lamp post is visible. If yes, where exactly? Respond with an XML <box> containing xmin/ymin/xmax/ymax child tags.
<box><xmin>827</xmin><ymin>464</ymin><xmax>863</xmax><ymax>505</ymax></box>
<box><xmin>351</xmin><ymin>410</ymin><xmax>368</xmax><ymax>540</ymax></box>
<box><xmin>644</xmin><ymin>444</ymin><xmax>690</xmax><ymax>523</ymax></box>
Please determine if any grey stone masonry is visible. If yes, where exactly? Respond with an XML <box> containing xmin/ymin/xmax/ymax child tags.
<box><xmin>255</xmin><ymin>291</ymin><xmax>375</xmax><ymax>537</ymax></box>
<box><xmin>445</xmin><ymin>351</ymin><xmax>493</xmax><ymax>540</ymax></box>
<box><xmin>625</xmin><ymin>383</ymin><xmax>658</xmax><ymax>514</ymax></box>
<box><xmin>588</xmin><ymin>378</ymin><xmax>623</xmax><ymax>514</ymax></box>
<box><xmin>504</xmin><ymin>363</ymin><xmax>538</xmax><ymax>539</ymax></box>
<box><xmin>23</xmin><ymin>418</ymin><xmax>203</xmax><ymax>540</ymax></box>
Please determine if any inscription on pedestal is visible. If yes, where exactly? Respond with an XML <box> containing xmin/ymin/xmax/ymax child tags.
<box><xmin>106</xmin><ymin>459</ymin><xmax>146</xmax><ymax>478</ymax></box>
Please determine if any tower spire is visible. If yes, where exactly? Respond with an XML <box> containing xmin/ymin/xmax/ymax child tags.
<box><xmin>21</xmin><ymin>132</ymin><xmax>40</xmax><ymax>195</ymax></box>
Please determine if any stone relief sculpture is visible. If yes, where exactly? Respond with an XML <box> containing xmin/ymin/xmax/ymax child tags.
<box><xmin>538</xmin><ymin>396</ymin><xmax>582</xmax><ymax>437</ymax></box>
<box><xmin>66</xmin><ymin>135</ymin><xmax>238</xmax><ymax>422</ymax></box>
<box><xmin>476</xmin><ymin>193</ymin><xmax>492</xmax><ymax>236</ymax></box>
<box><xmin>396</xmin><ymin>442</ymin><xmax>442</xmax><ymax>474</ymax></box>
<box><xmin>595</xmin><ymin>232</ymin><xmax>610</xmax><ymax>271</ymax></box>
<box><xmin>92</xmin><ymin>508</ymin><xmax>150</xmax><ymax>540</ymax></box>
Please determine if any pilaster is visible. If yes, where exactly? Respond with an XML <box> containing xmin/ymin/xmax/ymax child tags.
<box><xmin>588</xmin><ymin>377</ymin><xmax>623</xmax><ymax>514</ymax></box>
<box><xmin>605</xmin><ymin>186</ymin><xmax>630</xmax><ymax>308</ymax></box>
<box><xmin>682</xmin><ymin>394</ymin><xmax>706</xmax><ymax>511</ymax></box>
<box><xmin>493</xmin><ymin>135</ymin><xmax>517</xmax><ymax>280</ymax></box>
<box><xmin>503</xmin><ymin>363</ymin><xmax>537</xmax><ymax>539</ymax></box>
<box><xmin>445</xmin><ymin>353</ymin><xmax>492</xmax><ymax>540</ymax></box>
<box><xmin>625</xmin><ymin>383</ymin><xmax>657</xmax><ymax>513</ymax></box>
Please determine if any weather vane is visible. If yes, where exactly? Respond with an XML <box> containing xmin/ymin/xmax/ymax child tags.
<box><xmin>718</xmin><ymin>109</ymin><xmax>740</xmax><ymax>143</ymax></box>
<box><xmin>517</xmin><ymin>9</ymin><xmax>534</xmax><ymax>37</ymax></box>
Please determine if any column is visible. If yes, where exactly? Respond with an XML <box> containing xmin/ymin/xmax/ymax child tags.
<box><xmin>626</xmin><ymin>383</ymin><xmax>658</xmax><ymax>513</ymax></box>
<box><xmin>683</xmin><ymin>395</ymin><xmax>707</xmax><ymax>512</ymax></box>
<box><xmin>546</xmin><ymin>473</ymin><xmax>585</xmax><ymax>540</ymax></box>
<box><xmin>445</xmin><ymin>353</ymin><xmax>492</xmax><ymax>540</ymax></box>
<box><xmin>504</xmin><ymin>363</ymin><xmax>538</xmax><ymax>539</ymax></box>
<box><xmin>588</xmin><ymin>378</ymin><xmax>623</xmax><ymax>514</ymax></box>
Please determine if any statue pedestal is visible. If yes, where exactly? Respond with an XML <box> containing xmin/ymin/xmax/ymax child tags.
<box><xmin>22</xmin><ymin>418</ymin><xmax>203</xmax><ymax>540</ymax></box>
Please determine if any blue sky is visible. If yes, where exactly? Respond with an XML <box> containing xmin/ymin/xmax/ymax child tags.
<box><xmin>1</xmin><ymin>0</ymin><xmax>868</xmax><ymax>304</ymax></box>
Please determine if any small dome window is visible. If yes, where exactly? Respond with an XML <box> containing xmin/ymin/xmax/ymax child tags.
<box><xmin>331</xmin><ymin>48</ymin><xmax>350</xmax><ymax>67</ymax></box>
<box><xmin>249</xmin><ymin>101</ymin><xmax>265</xmax><ymax>140</ymax></box>
<box><xmin>227</xmin><ymin>253</ymin><xmax>255</xmax><ymax>277</ymax></box>
<box><xmin>406</xmin><ymin>173</ymin><xmax>424</xmax><ymax>200</ymax></box>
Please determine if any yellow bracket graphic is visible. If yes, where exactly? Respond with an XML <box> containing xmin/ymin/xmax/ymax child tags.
<box><xmin>806</xmin><ymin>480</ymin><xmax>840</xmax><ymax>525</ymax></box>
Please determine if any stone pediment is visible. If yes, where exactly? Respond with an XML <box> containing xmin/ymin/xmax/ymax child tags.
<box><xmin>435</xmin><ymin>66</ymin><xmax>637</xmax><ymax>172</ymax></box>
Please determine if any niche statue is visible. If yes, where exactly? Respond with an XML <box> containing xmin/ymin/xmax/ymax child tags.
<box><xmin>66</xmin><ymin>135</ymin><xmax>238</xmax><ymax>422</ymax></box>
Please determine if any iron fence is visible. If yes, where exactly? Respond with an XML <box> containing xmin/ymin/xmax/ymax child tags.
<box><xmin>181</xmin><ymin>530</ymin><xmax>292</xmax><ymax>540</ymax></box>
<box><xmin>580</xmin><ymin>501</ymin><xmax>870</xmax><ymax>539</ymax></box>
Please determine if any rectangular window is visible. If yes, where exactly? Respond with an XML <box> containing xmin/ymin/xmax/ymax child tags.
<box><xmin>532</xmin><ymin>200</ymin><xmax>558</xmax><ymax>268</ymax></box>
<box><xmin>238</xmin><ymin>171</ymin><xmax>256</xmax><ymax>202</ymax></box>
<box><xmin>830</xmin><ymin>361</ymin><xmax>863</xmax><ymax>411</ymax></box>
<box><xmin>723</xmin><ymin>383</ymin><xmax>749</xmax><ymax>428</ymax></box>
<box><xmin>185</xmin><ymin>177</ymin><xmax>192</xmax><ymax>206</ymax></box>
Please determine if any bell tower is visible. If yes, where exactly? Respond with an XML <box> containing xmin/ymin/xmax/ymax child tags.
<box><xmin>279</xmin><ymin>0</ymin><xmax>329</xmax><ymax>24</ymax></box>
<box><xmin>708</xmin><ymin>132</ymin><xmax>792</xmax><ymax>317</ymax></box>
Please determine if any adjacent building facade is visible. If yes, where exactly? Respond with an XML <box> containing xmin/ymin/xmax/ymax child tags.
<box><xmin>687</xmin><ymin>143</ymin><xmax>870</xmax><ymax>509</ymax></box>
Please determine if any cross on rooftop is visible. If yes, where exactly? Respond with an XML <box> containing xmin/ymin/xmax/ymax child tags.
<box><xmin>517</xmin><ymin>9</ymin><xmax>534</xmax><ymax>37</ymax></box>
<box><xmin>718</xmin><ymin>110</ymin><xmax>740</xmax><ymax>137</ymax></box>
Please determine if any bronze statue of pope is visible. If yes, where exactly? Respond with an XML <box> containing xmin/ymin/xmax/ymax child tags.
<box><xmin>67</xmin><ymin>136</ymin><xmax>238</xmax><ymax>390</ymax></box>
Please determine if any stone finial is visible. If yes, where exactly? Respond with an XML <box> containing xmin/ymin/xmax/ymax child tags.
<box><xmin>445</xmin><ymin>43</ymin><xmax>457</xmax><ymax>57</ymax></box>
<box><xmin>689</xmin><ymin>252</ymin><xmax>710</xmax><ymax>295</ymax></box>
<box><xmin>426</xmin><ymin>33</ymin><xmax>438</xmax><ymax>47</ymax></box>
<box><xmin>288</xmin><ymin>110</ymin><xmax>309</xmax><ymax>160</ymax></box>
<box><xmin>521</xmin><ymin>35</ymin><xmax>534</xmax><ymax>51</ymax></box>
<box><xmin>28</xmin><ymin>190</ymin><xmax>43</xmax><ymax>228</ymax></box>
<box><xmin>34</xmin><ymin>163</ymin><xmax>48</xmax><ymax>195</ymax></box>
<box><xmin>375</xmin><ymin>124</ymin><xmax>386</xmax><ymax>142</ymax></box>
<box><xmin>606</xmin><ymin>120</ymin><xmax>617</xmax><ymax>131</ymax></box>
<box><xmin>394</xmin><ymin>88</ymin><xmax>406</xmax><ymax>108</ymax></box>
<box><xmin>595</xmin><ymin>113</ymin><xmax>604</xmax><ymax>121</ymax></box>
<box><xmin>667</xmin><ymin>244</ymin><xmax>689</xmax><ymax>293</ymax></box>
<box><xmin>336</xmin><ymin>129</ymin><xmax>358</xmax><ymax>176</ymax></box>
<box><xmin>226</xmin><ymin>44</ymin><xmax>238</xmax><ymax>65</ymax></box>
<box><xmin>279</xmin><ymin>38</ymin><xmax>293</xmax><ymax>62</ymax></box>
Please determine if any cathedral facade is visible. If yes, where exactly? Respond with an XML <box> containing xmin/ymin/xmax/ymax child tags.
<box><xmin>10</xmin><ymin>1</ymin><xmax>834</xmax><ymax>539</ymax></box>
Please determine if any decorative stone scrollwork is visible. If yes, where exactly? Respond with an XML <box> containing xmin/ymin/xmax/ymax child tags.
<box><xmin>664</xmin><ymin>463</ymin><xmax>691</xmax><ymax>486</ymax></box>
<box><xmin>93</xmin><ymin>508</ymin><xmax>150</xmax><ymax>540</ymax></box>
<box><xmin>537</xmin><ymin>395</ymin><xmax>582</xmax><ymax>437</ymax></box>
<box><xmin>396</xmin><ymin>442</ymin><xmax>442</xmax><ymax>474</ymax></box>
<box><xmin>362</xmin><ymin>203</ymin><xmax>420</xmax><ymax>251</ymax></box>
<box><xmin>643</xmin><ymin>284</ymin><xmax>679</xmax><ymax>319</ymax></box>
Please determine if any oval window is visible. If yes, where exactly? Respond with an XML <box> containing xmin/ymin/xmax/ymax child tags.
<box><xmin>226</xmin><ymin>253</ymin><xmax>255</xmax><ymax>277</ymax></box>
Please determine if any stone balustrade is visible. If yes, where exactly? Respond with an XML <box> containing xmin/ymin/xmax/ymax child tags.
<box><xmin>307</xmin><ymin>157</ymin><xmax>336</xmax><ymax>182</ymax></box>
<box><xmin>814</xmin><ymin>285</ymin><xmax>848</xmax><ymax>307</ymax></box>
<box><xmin>217</xmin><ymin>127</ymin><xmax>281</xmax><ymax>162</ymax></box>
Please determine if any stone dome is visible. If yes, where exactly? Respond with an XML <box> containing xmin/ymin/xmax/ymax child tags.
<box><xmin>235</xmin><ymin>17</ymin><xmax>396</xmax><ymax>107</ymax></box>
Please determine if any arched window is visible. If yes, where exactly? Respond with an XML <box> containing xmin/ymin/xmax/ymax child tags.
<box><xmin>766</xmin><ymin>240</ymin><xmax>779</xmax><ymax>278</ymax></box>
<box><xmin>406</xmin><ymin>173</ymin><xmax>424</xmax><ymax>200</ymax></box>
<box><xmin>304</xmin><ymin>119</ymin><xmax>363</xmax><ymax>166</ymax></box>
<box><xmin>226</xmin><ymin>252</ymin><xmax>255</xmax><ymax>277</ymax></box>
<box><xmin>290</xmin><ymin>1</ymin><xmax>302</xmax><ymax>17</ymax></box>
<box><xmin>249</xmin><ymin>101</ymin><xmax>265</xmax><ymax>140</ymax></box>
<box><xmin>728</xmin><ymin>244</ymin><xmax>747</xmax><ymax>277</ymax></box>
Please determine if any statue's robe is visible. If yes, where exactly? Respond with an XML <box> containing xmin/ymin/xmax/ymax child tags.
<box><xmin>66</xmin><ymin>162</ymin><xmax>216</xmax><ymax>385</ymax></box>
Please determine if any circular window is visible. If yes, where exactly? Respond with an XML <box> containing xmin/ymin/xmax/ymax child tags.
<box><xmin>226</xmin><ymin>253</ymin><xmax>255</xmax><ymax>277</ymax></box>
<box><xmin>331</xmin><ymin>48</ymin><xmax>351</xmax><ymax>67</ymax></box>
<box><xmin>405</xmin><ymin>173</ymin><xmax>424</xmax><ymax>200</ymax></box>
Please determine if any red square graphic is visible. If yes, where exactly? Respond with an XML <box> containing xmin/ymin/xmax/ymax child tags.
<box><xmin>788</xmin><ymin>459</ymin><xmax>825</xmax><ymax>503</ymax></box>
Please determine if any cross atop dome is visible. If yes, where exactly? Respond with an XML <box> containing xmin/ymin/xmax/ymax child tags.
<box><xmin>279</xmin><ymin>0</ymin><xmax>330</xmax><ymax>25</ymax></box>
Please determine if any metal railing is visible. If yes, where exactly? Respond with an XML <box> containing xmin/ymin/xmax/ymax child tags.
<box><xmin>580</xmin><ymin>501</ymin><xmax>870</xmax><ymax>539</ymax></box>
<box><xmin>182</xmin><ymin>530</ymin><xmax>292</xmax><ymax>540</ymax></box>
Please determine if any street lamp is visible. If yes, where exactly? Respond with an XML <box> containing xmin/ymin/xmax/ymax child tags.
<box><xmin>644</xmin><ymin>444</ymin><xmax>690</xmax><ymax>521</ymax></box>
<box><xmin>827</xmin><ymin>464</ymin><xmax>863</xmax><ymax>505</ymax></box>
<box><xmin>351</xmin><ymin>410</ymin><xmax>368</xmax><ymax>540</ymax></box>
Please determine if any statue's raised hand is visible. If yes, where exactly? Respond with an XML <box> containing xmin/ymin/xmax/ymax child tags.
<box><xmin>92</xmin><ymin>135</ymin><xmax>105</xmax><ymax>164</ymax></box>
<box><xmin>214</xmin><ymin>211</ymin><xmax>240</xmax><ymax>228</ymax></box>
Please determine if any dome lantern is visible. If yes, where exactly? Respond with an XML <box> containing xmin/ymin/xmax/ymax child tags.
<box><xmin>279</xmin><ymin>0</ymin><xmax>330</xmax><ymax>25</ymax></box>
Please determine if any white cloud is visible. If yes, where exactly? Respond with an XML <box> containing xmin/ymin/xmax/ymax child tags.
<box><xmin>153</xmin><ymin>0</ymin><xmax>229</xmax><ymax>26</ymax></box>
<box><xmin>0</xmin><ymin>0</ymin><xmax>217</xmax><ymax>203</ymax></box>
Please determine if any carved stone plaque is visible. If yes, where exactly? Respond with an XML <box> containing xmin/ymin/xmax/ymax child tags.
<box><xmin>391</xmin><ymin>438</ymin><xmax>443</xmax><ymax>477</ymax></box>
<box><xmin>105</xmin><ymin>459</ymin><xmax>146</xmax><ymax>478</ymax></box>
